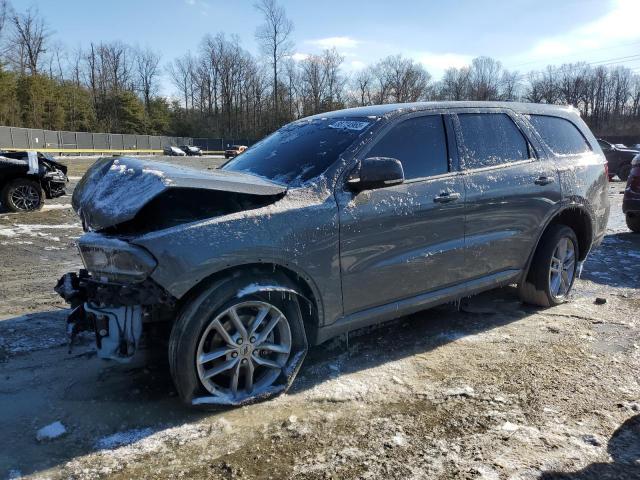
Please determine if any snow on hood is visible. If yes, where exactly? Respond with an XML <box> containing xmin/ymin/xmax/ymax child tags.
<box><xmin>72</xmin><ymin>157</ymin><xmax>286</xmax><ymax>231</ymax></box>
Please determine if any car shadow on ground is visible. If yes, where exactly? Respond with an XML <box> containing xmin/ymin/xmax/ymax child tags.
<box><xmin>0</xmin><ymin>286</ymin><xmax>539</xmax><ymax>477</ymax></box>
<box><xmin>539</xmin><ymin>414</ymin><xmax>640</xmax><ymax>479</ymax></box>
<box><xmin>580</xmin><ymin>232</ymin><xmax>640</xmax><ymax>289</ymax></box>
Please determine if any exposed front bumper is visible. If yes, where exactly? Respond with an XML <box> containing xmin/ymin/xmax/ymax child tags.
<box><xmin>55</xmin><ymin>270</ymin><xmax>176</xmax><ymax>361</ymax></box>
<box><xmin>43</xmin><ymin>171</ymin><xmax>68</xmax><ymax>198</ymax></box>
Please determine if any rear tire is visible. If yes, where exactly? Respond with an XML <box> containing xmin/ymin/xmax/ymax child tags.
<box><xmin>1</xmin><ymin>178</ymin><xmax>44</xmax><ymax>212</ymax></box>
<box><xmin>169</xmin><ymin>274</ymin><xmax>308</xmax><ymax>407</ymax></box>
<box><xmin>627</xmin><ymin>213</ymin><xmax>640</xmax><ymax>233</ymax></box>
<box><xmin>519</xmin><ymin>225</ymin><xmax>579</xmax><ymax>307</ymax></box>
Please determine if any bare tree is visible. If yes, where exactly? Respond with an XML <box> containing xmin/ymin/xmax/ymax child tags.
<box><xmin>168</xmin><ymin>53</ymin><xmax>194</xmax><ymax>110</ymax></box>
<box><xmin>135</xmin><ymin>47</ymin><xmax>161</xmax><ymax>111</ymax></box>
<box><xmin>439</xmin><ymin>66</ymin><xmax>471</xmax><ymax>100</ymax></box>
<box><xmin>254</xmin><ymin>0</ymin><xmax>293</xmax><ymax>125</ymax></box>
<box><xmin>468</xmin><ymin>56</ymin><xmax>502</xmax><ymax>100</ymax></box>
<box><xmin>300</xmin><ymin>54</ymin><xmax>325</xmax><ymax>114</ymax></box>
<box><xmin>322</xmin><ymin>48</ymin><xmax>344</xmax><ymax>111</ymax></box>
<box><xmin>7</xmin><ymin>6</ymin><xmax>49</xmax><ymax>75</ymax></box>
<box><xmin>0</xmin><ymin>0</ymin><xmax>8</xmax><ymax>42</ymax></box>
<box><xmin>352</xmin><ymin>68</ymin><xmax>373</xmax><ymax>106</ymax></box>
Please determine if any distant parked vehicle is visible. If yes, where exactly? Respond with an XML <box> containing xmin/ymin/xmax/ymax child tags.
<box><xmin>623</xmin><ymin>154</ymin><xmax>640</xmax><ymax>232</ymax></box>
<box><xmin>180</xmin><ymin>145</ymin><xmax>203</xmax><ymax>156</ymax></box>
<box><xmin>0</xmin><ymin>150</ymin><xmax>68</xmax><ymax>212</ymax></box>
<box><xmin>597</xmin><ymin>139</ymin><xmax>639</xmax><ymax>181</ymax></box>
<box><xmin>164</xmin><ymin>146</ymin><xmax>186</xmax><ymax>156</ymax></box>
<box><xmin>224</xmin><ymin>145</ymin><xmax>247</xmax><ymax>159</ymax></box>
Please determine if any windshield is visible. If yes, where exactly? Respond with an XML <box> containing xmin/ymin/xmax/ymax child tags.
<box><xmin>222</xmin><ymin>117</ymin><xmax>373</xmax><ymax>185</ymax></box>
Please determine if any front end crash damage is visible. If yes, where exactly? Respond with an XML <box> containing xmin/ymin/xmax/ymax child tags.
<box><xmin>56</xmin><ymin>270</ymin><xmax>175</xmax><ymax>361</ymax></box>
<box><xmin>57</xmin><ymin>157</ymin><xmax>288</xmax><ymax>363</ymax></box>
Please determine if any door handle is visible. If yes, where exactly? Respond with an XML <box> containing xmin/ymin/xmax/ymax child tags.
<box><xmin>434</xmin><ymin>192</ymin><xmax>461</xmax><ymax>203</ymax></box>
<box><xmin>534</xmin><ymin>176</ymin><xmax>555</xmax><ymax>186</ymax></box>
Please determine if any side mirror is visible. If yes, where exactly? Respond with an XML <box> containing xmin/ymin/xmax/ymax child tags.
<box><xmin>347</xmin><ymin>157</ymin><xmax>404</xmax><ymax>191</ymax></box>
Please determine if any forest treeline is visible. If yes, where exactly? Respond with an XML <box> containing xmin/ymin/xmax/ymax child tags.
<box><xmin>0</xmin><ymin>0</ymin><xmax>639</xmax><ymax>140</ymax></box>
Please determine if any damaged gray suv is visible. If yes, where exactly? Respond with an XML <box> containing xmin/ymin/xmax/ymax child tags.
<box><xmin>57</xmin><ymin>102</ymin><xmax>610</xmax><ymax>406</ymax></box>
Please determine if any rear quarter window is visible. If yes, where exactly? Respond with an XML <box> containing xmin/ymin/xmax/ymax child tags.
<box><xmin>527</xmin><ymin>114</ymin><xmax>591</xmax><ymax>156</ymax></box>
<box><xmin>457</xmin><ymin>113</ymin><xmax>529</xmax><ymax>169</ymax></box>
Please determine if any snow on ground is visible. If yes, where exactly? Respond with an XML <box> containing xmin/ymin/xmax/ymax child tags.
<box><xmin>36</xmin><ymin>422</ymin><xmax>67</xmax><ymax>441</ymax></box>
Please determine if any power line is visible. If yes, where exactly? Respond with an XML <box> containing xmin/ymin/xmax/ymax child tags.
<box><xmin>508</xmin><ymin>40</ymin><xmax>640</xmax><ymax>69</ymax></box>
<box><xmin>513</xmin><ymin>55</ymin><xmax>640</xmax><ymax>82</ymax></box>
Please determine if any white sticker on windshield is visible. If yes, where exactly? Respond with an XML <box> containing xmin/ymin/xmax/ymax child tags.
<box><xmin>328</xmin><ymin>120</ymin><xmax>370</xmax><ymax>131</ymax></box>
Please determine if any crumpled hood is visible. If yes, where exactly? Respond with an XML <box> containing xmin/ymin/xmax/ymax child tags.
<box><xmin>72</xmin><ymin>157</ymin><xmax>286</xmax><ymax>231</ymax></box>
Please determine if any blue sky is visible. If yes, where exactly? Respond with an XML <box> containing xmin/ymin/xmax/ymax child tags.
<box><xmin>11</xmin><ymin>0</ymin><xmax>640</xmax><ymax>95</ymax></box>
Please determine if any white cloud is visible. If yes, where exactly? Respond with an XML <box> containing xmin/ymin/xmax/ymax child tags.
<box><xmin>526</xmin><ymin>0</ymin><xmax>640</xmax><ymax>62</ymax></box>
<box><xmin>349</xmin><ymin>60</ymin><xmax>367</xmax><ymax>70</ymax></box>
<box><xmin>306</xmin><ymin>36</ymin><xmax>360</xmax><ymax>50</ymax></box>
<box><xmin>185</xmin><ymin>0</ymin><xmax>196</xmax><ymax>5</ymax></box>
<box><xmin>290</xmin><ymin>52</ymin><xmax>309</xmax><ymax>62</ymax></box>
<box><xmin>415</xmin><ymin>52</ymin><xmax>473</xmax><ymax>72</ymax></box>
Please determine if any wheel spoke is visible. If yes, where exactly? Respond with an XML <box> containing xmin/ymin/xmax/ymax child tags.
<box><xmin>259</xmin><ymin>342</ymin><xmax>290</xmax><ymax>354</ymax></box>
<box><xmin>230</xmin><ymin>361</ymin><xmax>241</xmax><ymax>394</ymax></box>
<box><xmin>558</xmin><ymin>238</ymin><xmax>568</xmax><ymax>260</ymax></box>
<box><xmin>252</xmin><ymin>353</ymin><xmax>282</xmax><ymax>370</ymax></box>
<box><xmin>245</xmin><ymin>360</ymin><xmax>255</xmax><ymax>392</ymax></box>
<box><xmin>550</xmin><ymin>272</ymin><xmax>561</xmax><ymax>295</ymax></box>
<box><xmin>564</xmin><ymin>248</ymin><xmax>574</xmax><ymax>263</ymax></box>
<box><xmin>198</xmin><ymin>347</ymin><xmax>233</xmax><ymax>365</ymax></box>
<box><xmin>249</xmin><ymin>306</ymin><xmax>270</xmax><ymax>337</ymax></box>
<box><xmin>202</xmin><ymin>357</ymin><xmax>239</xmax><ymax>379</ymax></box>
<box><xmin>211</xmin><ymin>319</ymin><xmax>236</xmax><ymax>346</ymax></box>
<box><xmin>562</xmin><ymin>271</ymin><xmax>570</xmax><ymax>294</ymax></box>
<box><xmin>228</xmin><ymin>307</ymin><xmax>247</xmax><ymax>339</ymax></box>
<box><xmin>256</xmin><ymin>314</ymin><xmax>284</xmax><ymax>344</ymax></box>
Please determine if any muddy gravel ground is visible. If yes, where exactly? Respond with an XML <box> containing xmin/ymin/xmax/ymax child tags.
<box><xmin>0</xmin><ymin>156</ymin><xmax>639</xmax><ymax>480</ymax></box>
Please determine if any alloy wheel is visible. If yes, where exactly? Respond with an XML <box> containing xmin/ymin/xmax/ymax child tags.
<box><xmin>548</xmin><ymin>236</ymin><xmax>576</xmax><ymax>298</ymax></box>
<box><xmin>196</xmin><ymin>301</ymin><xmax>292</xmax><ymax>402</ymax></box>
<box><xmin>10</xmin><ymin>184</ymin><xmax>40</xmax><ymax>211</ymax></box>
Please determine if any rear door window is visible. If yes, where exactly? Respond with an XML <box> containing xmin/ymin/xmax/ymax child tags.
<box><xmin>457</xmin><ymin>113</ymin><xmax>529</xmax><ymax>169</ymax></box>
<box><xmin>527</xmin><ymin>115</ymin><xmax>591</xmax><ymax>156</ymax></box>
<box><xmin>367</xmin><ymin>115</ymin><xmax>448</xmax><ymax>180</ymax></box>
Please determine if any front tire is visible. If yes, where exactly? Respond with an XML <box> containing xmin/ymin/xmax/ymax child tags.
<box><xmin>627</xmin><ymin>213</ymin><xmax>640</xmax><ymax>233</ymax></box>
<box><xmin>519</xmin><ymin>225</ymin><xmax>579</xmax><ymax>307</ymax></box>
<box><xmin>169</xmin><ymin>274</ymin><xmax>308</xmax><ymax>407</ymax></box>
<box><xmin>1</xmin><ymin>178</ymin><xmax>44</xmax><ymax>212</ymax></box>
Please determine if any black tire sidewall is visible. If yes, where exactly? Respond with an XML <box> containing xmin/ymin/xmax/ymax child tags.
<box><xmin>2</xmin><ymin>178</ymin><xmax>44</xmax><ymax>212</ymax></box>
<box><xmin>530</xmin><ymin>225</ymin><xmax>579</xmax><ymax>306</ymax></box>
<box><xmin>626</xmin><ymin>213</ymin><xmax>640</xmax><ymax>233</ymax></box>
<box><xmin>169</xmin><ymin>275</ymin><xmax>307</xmax><ymax>406</ymax></box>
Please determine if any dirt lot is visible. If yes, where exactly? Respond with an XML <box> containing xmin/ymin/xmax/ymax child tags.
<box><xmin>0</xmin><ymin>156</ymin><xmax>639</xmax><ymax>479</ymax></box>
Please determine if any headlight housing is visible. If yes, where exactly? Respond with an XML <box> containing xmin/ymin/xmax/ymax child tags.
<box><xmin>78</xmin><ymin>236</ymin><xmax>157</xmax><ymax>283</ymax></box>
